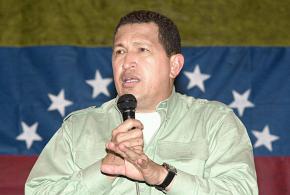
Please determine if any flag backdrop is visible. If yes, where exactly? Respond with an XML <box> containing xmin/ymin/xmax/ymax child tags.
<box><xmin>1</xmin><ymin>1</ymin><xmax>290</xmax><ymax>195</ymax></box>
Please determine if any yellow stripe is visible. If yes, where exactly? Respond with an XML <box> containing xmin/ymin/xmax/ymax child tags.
<box><xmin>0</xmin><ymin>0</ymin><xmax>289</xmax><ymax>46</ymax></box>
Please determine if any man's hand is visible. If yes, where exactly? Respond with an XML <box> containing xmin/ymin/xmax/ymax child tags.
<box><xmin>101</xmin><ymin>119</ymin><xmax>167</xmax><ymax>186</ymax></box>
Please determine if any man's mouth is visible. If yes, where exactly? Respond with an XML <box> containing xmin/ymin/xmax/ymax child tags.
<box><xmin>123</xmin><ymin>77</ymin><xmax>139</xmax><ymax>83</ymax></box>
<box><xmin>121</xmin><ymin>75</ymin><xmax>140</xmax><ymax>87</ymax></box>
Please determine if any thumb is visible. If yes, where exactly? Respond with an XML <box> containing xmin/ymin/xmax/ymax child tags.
<box><xmin>101</xmin><ymin>163</ymin><xmax>125</xmax><ymax>175</ymax></box>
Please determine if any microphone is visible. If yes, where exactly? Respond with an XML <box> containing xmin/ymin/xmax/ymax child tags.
<box><xmin>117</xmin><ymin>94</ymin><xmax>137</xmax><ymax>120</ymax></box>
<box><xmin>116</xmin><ymin>94</ymin><xmax>140</xmax><ymax>195</ymax></box>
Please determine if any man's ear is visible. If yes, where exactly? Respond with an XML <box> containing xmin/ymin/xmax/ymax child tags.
<box><xmin>169</xmin><ymin>54</ymin><xmax>184</xmax><ymax>79</ymax></box>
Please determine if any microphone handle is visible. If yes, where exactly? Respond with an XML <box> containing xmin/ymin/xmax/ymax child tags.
<box><xmin>121</xmin><ymin>109</ymin><xmax>140</xmax><ymax>194</ymax></box>
<box><xmin>122</xmin><ymin>110</ymin><xmax>135</xmax><ymax>120</ymax></box>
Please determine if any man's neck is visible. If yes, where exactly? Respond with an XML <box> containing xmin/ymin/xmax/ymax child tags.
<box><xmin>135</xmin><ymin>88</ymin><xmax>173</xmax><ymax>113</ymax></box>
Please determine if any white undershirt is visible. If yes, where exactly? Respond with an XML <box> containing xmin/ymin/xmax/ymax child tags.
<box><xmin>135</xmin><ymin>112</ymin><xmax>161</xmax><ymax>145</ymax></box>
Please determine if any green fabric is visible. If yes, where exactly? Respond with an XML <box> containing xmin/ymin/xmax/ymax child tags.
<box><xmin>0</xmin><ymin>0</ymin><xmax>289</xmax><ymax>46</ymax></box>
<box><xmin>25</xmin><ymin>90</ymin><xmax>258</xmax><ymax>194</ymax></box>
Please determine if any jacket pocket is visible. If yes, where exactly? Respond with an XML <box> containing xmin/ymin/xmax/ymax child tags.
<box><xmin>157</xmin><ymin>139</ymin><xmax>209</xmax><ymax>176</ymax></box>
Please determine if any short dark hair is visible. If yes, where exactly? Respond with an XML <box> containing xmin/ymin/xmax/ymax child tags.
<box><xmin>114</xmin><ymin>10</ymin><xmax>181</xmax><ymax>56</ymax></box>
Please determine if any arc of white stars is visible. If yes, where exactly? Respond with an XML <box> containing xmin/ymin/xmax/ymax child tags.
<box><xmin>252</xmin><ymin>125</ymin><xmax>279</xmax><ymax>152</ymax></box>
<box><xmin>86</xmin><ymin>70</ymin><xmax>112</xmax><ymax>98</ymax></box>
<box><xmin>229</xmin><ymin>89</ymin><xmax>254</xmax><ymax>117</ymax></box>
<box><xmin>16</xmin><ymin>122</ymin><xmax>42</xmax><ymax>149</ymax></box>
<box><xmin>183</xmin><ymin>65</ymin><xmax>210</xmax><ymax>92</ymax></box>
<box><xmin>48</xmin><ymin>89</ymin><xmax>73</xmax><ymax>117</ymax></box>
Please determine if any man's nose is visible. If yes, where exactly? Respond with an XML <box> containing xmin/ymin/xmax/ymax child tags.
<box><xmin>123</xmin><ymin>52</ymin><xmax>137</xmax><ymax>69</ymax></box>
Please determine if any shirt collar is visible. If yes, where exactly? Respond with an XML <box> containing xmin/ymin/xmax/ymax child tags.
<box><xmin>113</xmin><ymin>87</ymin><xmax>177</xmax><ymax>119</ymax></box>
<box><xmin>155</xmin><ymin>87</ymin><xmax>177</xmax><ymax>120</ymax></box>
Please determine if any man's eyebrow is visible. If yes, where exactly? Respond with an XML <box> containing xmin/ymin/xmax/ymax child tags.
<box><xmin>113</xmin><ymin>43</ymin><xmax>125</xmax><ymax>48</ymax></box>
<box><xmin>113</xmin><ymin>41</ymin><xmax>153</xmax><ymax>49</ymax></box>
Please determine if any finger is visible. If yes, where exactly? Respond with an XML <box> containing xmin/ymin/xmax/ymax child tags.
<box><xmin>119</xmin><ymin>145</ymin><xmax>146</xmax><ymax>165</ymax></box>
<box><xmin>107</xmin><ymin>140</ymin><xmax>143</xmax><ymax>156</ymax></box>
<box><xmin>114</xmin><ymin>129</ymin><xmax>143</xmax><ymax>143</ymax></box>
<box><xmin>106</xmin><ymin>142</ymin><xmax>127</xmax><ymax>158</ymax></box>
<box><xmin>112</xmin><ymin>119</ymin><xmax>143</xmax><ymax>138</ymax></box>
<box><xmin>123</xmin><ymin>119</ymin><xmax>143</xmax><ymax>130</ymax></box>
<box><xmin>133</xmin><ymin>146</ymin><xmax>143</xmax><ymax>154</ymax></box>
<box><xmin>118</xmin><ymin>137</ymin><xmax>144</xmax><ymax>149</ymax></box>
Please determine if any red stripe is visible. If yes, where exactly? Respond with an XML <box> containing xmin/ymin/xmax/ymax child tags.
<box><xmin>0</xmin><ymin>155</ymin><xmax>37</xmax><ymax>195</ymax></box>
<box><xmin>0</xmin><ymin>156</ymin><xmax>289</xmax><ymax>194</ymax></box>
<box><xmin>255</xmin><ymin>156</ymin><xmax>290</xmax><ymax>195</ymax></box>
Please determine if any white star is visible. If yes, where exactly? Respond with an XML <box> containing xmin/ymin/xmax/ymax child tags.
<box><xmin>252</xmin><ymin>125</ymin><xmax>279</xmax><ymax>152</ymax></box>
<box><xmin>86</xmin><ymin>70</ymin><xmax>112</xmax><ymax>98</ymax></box>
<box><xmin>183</xmin><ymin>65</ymin><xmax>210</xmax><ymax>92</ymax></box>
<box><xmin>229</xmin><ymin>89</ymin><xmax>254</xmax><ymax>116</ymax></box>
<box><xmin>16</xmin><ymin>122</ymin><xmax>42</xmax><ymax>149</ymax></box>
<box><xmin>48</xmin><ymin>89</ymin><xmax>73</xmax><ymax>117</ymax></box>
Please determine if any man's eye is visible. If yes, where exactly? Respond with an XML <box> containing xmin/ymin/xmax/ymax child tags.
<box><xmin>115</xmin><ymin>49</ymin><xmax>125</xmax><ymax>55</ymax></box>
<box><xmin>139</xmin><ymin>47</ymin><xmax>149</xmax><ymax>52</ymax></box>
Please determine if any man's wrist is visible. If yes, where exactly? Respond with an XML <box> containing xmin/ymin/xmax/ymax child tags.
<box><xmin>156</xmin><ymin>164</ymin><xmax>168</xmax><ymax>185</ymax></box>
<box><xmin>155</xmin><ymin>163</ymin><xmax>177</xmax><ymax>192</ymax></box>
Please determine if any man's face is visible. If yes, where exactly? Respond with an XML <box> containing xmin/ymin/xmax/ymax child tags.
<box><xmin>112</xmin><ymin>22</ymin><xmax>174</xmax><ymax>112</ymax></box>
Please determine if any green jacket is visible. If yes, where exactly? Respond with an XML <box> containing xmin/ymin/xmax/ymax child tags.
<box><xmin>25</xmin><ymin>90</ymin><xmax>258</xmax><ymax>194</ymax></box>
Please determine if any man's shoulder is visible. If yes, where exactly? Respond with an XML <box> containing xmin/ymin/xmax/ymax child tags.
<box><xmin>63</xmin><ymin>98</ymin><xmax>116</xmax><ymax>121</ymax></box>
<box><xmin>176</xmin><ymin>92</ymin><xmax>232</xmax><ymax>113</ymax></box>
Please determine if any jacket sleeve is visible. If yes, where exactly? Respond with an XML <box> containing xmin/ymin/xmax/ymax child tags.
<box><xmin>167</xmin><ymin>110</ymin><xmax>258</xmax><ymax>195</ymax></box>
<box><xmin>25</xmin><ymin>117</ymin><xmax>113</xmax><ymax>195</ymax></box>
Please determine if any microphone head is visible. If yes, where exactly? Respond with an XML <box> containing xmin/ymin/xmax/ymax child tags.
<box><xmin>117</xmin><ymin>94</ymin><xmax>137</xmax><ymax>113</ymax></box>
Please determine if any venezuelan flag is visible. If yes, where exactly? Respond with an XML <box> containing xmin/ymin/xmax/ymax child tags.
<box><xmin>0</xmin><ymin>1</ymin><xmax>289</xmax><ymax>194</ymax></box>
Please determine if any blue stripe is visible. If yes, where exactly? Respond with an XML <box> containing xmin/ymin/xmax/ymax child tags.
<box><xmin>0</xmin><ymin>46</ymin><xmax>289</xmax><ymax>155</ymax></box>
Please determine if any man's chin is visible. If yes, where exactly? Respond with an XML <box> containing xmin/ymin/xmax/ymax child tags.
<box><xmin>119</xmin><ymin>88</ymin><xmax>138</xmax><ymax>96</ymax></box>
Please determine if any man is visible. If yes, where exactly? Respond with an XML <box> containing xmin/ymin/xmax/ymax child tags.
<box><xmin>25</xmin><ymin>10</ymin><xmax>258</xmax><ymax>194</ymax></box>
